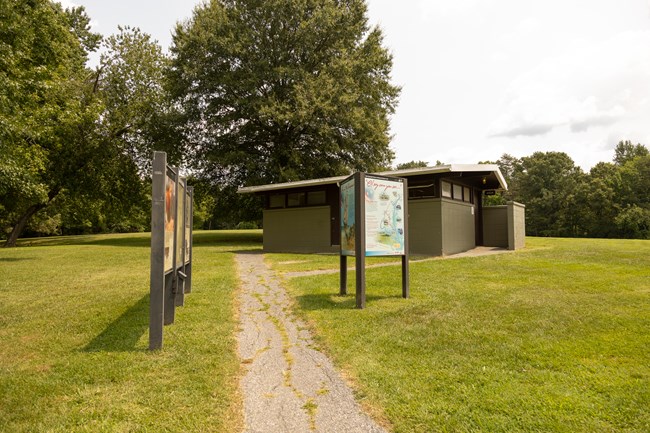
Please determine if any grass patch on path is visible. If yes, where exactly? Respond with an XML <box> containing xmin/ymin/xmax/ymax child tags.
<box><xmin>269</xmin><ymin>237</ymin><xmax>650</xmax><ymax>432</ymax></box>
<box><xmin>0</xmin><ymin>230</ymin><xmax>262</xmax><ymax>433</ymax></box>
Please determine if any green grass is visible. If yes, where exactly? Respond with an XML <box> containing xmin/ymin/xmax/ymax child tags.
<box><xmin>267</xmin><ymin>237</ymin><xmax>650</xmax><ymax>433</ymax></box>
<box><xmin>3</xmin><ymin>232</ymin><xmax>648</xmax><ymax>432</ymax></box>
<box><xmin>0</xmin><ymin>230</ymin><xmax>262</xmax><ymax>433</ymax></box>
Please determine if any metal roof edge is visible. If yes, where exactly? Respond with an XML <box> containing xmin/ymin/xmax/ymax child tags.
<box><xmin>237</xmin><ymin>163</ymin><xmax>508</xmax><ymax>194</ymax></box>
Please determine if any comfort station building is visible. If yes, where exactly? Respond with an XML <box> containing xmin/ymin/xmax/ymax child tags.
<box><xmin>238</xmin><ymin>164</ymin><xmax>525</xmax><ymax>256</ymax></box>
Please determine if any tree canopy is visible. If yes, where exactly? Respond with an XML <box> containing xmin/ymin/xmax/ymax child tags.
<box><xmin>488</xmin><ymin>141</ymin><xmax>650</xmax><ymax>239</ymax></box>
<box><xmin>0</xmin><ymin>2</ymin><xmax>175</xmax><ymax>246</ymax></box>
<box><xmin>168</xmin><ymin>0</ymin><xmax>400</xmax><ymax>189</ymax></box>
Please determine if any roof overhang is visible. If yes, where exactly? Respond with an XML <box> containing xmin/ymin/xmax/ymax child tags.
<box><xmin>237</xmin><ymin>164</ymin><xmax>508</xmax><ymax>194</ymax></box>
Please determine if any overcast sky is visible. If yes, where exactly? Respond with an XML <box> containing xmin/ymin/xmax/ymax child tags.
<box><xmin>60</xmin><ymin>0</ymin><xmax>650</xmax><ymax>170</ymax></box>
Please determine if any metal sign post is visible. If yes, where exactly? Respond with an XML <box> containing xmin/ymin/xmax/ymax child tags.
<box><xmin>149</xmin><ymin>152</ymin><xmax>166</xmax><ymax>350</ymax></box>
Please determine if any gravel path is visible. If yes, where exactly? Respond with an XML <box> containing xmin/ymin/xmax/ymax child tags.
<box><xmin>236</xmin><ymin>251</ymin><xmax>388</xmax><ymax>433</ymax></box>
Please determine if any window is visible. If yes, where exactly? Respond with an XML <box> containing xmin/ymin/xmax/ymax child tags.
<box><xmin>408</xmin><ymin>184</ymin><xmax>435</xmax><ymax>199</ymax></box>
<box><xmin>441</xmin><ymin>181</ymin><xmax>452</xmax><ymax>198</ymax></box>
<box><xmin>287</xmin><ymin>192</ymin><xmax>306</xmax><ymax>207</ymax></box>
<box><xmin>307</xmin><ymin>190</ymin><xmax>326</xmax><ymax>205</ymax></box>
<box><xmin>463</xmin><ymin>186</ymin><xmax>471</xmax><ymax>203</ymax></box>
<box><xmin>269</xmin><ymin>194</ymin><xmax>285</xmax><ymax>208</ymax></box>
<box><xmin>453</xmin><ymin>184</ymin><xmax>463</xmax><ymax>200</ymax></box>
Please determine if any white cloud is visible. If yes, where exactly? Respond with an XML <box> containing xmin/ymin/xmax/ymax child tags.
<box><xmin>419</xmin><ymin>0</ymin><xmax>485</xmax><ymax>20</ymax></box>
<box><xmin>488</xmin><ymin>29</ymin><xmax>650</xmax><ymax>139</ymax></box>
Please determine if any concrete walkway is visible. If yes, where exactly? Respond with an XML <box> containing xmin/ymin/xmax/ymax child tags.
<box><xmin>236</xmin><ymin>251</ymin><xmax>388</xmax><ymax>433</ymax></box>
<box><xmin>284</xmin><ymin>246</ymin><xmax>510</xmax><ymax>278</ymax></box>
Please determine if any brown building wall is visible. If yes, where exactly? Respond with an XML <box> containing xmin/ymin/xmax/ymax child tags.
<box><xmin>507</xmin><ymin>201</ymin><xmax>526</xmax><ymax>250</ymax></box>
<box><xmin>408</xmin><ymin>199</ymin><xmax>443</xmax><ymax>256</ymax></box>
<box><xmin>482</xmin><ymin>206</ymin><xmax>508</xmax><ymax>248</ymax></box>
<box><xmin>263</xmin><ymin>206</ymin><xmax>337</xmax><ymax>253</ymax></box>
<box><xmin>440</xmin><ymin>198</ymin><xmax>476</xmax><ymax>255</ymax></box>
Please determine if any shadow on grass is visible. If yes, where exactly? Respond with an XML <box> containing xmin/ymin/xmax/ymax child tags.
<box><xmin>84</xmin><ymin>294</ymin><xmax>149</xmax><ymax>352</ymax></box>
<box><xmin>0</xmin><ymin>257</ymin><xmax>34</xmax><ymax>262</ymax></box>
<box><xmin>17</xmin><ymin>234</ymin><xmax>151</xmax><ymax>248</ymax></box>
<box><xmin>296</xmin><ymin>293</ymin><xmax>404</xmax><ymax>310</ymax></box>
<box><xmin>16</xmin><ymin>230</ymin><xmax>263</xmax><ymax>249</ymax></box>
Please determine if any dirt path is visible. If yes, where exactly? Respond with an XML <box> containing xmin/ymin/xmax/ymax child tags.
<box><xmin>236</xmin><ymin>251</ymin><xmax>387</xmax><ymax>433</ymax></box>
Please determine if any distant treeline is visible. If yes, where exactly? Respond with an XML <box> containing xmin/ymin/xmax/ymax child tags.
<box><xmin>483</xmin><ymin>140</ymin><xmax>649</xmax><ymax>239</ymax></box>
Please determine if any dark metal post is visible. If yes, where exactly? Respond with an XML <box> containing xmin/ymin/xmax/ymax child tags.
<box><xmin>355</xmin><ymin>172</ymin><xmax>366</xmax><ymax>309</ymax></box>
<box><xmin>402</xmin><ymin>178</ymin><xmax>410</xmax><ymax>298</ymax></box>
<box><xmin>149</xmin><ymin>151</ymin><xmax>166</xmax><ymax>350</ymax></box>
<box><xmin>340</xmin><ymin>255</ymin><xmax>347</xmax><ymax>295</ymax></box>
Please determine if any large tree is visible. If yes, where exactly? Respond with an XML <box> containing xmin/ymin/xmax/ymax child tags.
<box><xmin>517</xmin><ymin>151</ymin><xmax>585</xmax><ymax>237</ymax></box>
<box><xmin>168</xmin><ymin>0</ymin><xmax>400</xmax><ymax>190</ymax></box>
<box><xmin>1</xmin><ymin>2</ymin><xmax>174</xmax><ymax>246</ymax></box>
<box><xmin>0</xmin><ymin>0</ymin><xmax>101</xmax><ymax>246</ymax></box>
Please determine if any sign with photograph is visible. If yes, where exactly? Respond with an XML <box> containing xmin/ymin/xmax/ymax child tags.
<box><xmin>340</xmin><ymin>175</ymin><xmax>356</xmax><ymax>256</ymax></box>
<box><xmin>150</xmin><ymin>152</ymin><xmax>194</xmax><ymax>349</ymax></box>
<box><xmin>176</xmin><ymin>180</ymin><xmax>185</xmax><ymax>268</ymax></box>
<box><xmin>164</xmin><ymin>174</ymin><xmax>175</xmax><ymax>272</ymax></box>
<box><xmin>185</xmin><ymin>187</ymin><xmax>191</xmax><ymax>264</ymax></box>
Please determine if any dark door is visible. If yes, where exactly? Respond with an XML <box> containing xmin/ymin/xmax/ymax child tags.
<box><xmin>475</xmin><ymin>189</ymin><xmax>483</xmax><ymax>246</ymax></box>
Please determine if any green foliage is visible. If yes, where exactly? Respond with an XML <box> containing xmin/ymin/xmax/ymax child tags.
<box><xmin>483</xmin><ymin>146</ymin><xmax>649</xmax><ymax>239</ymax></box>
<box><xmin>614</xmin><ymin>140</ymin><xmax>649</xmax><ymax>166</ymax></box>
<box><xmin>615</xmin><ymin>205</ymin><xmax>650</xmax><ymax>239</ymax></box>
<box><xmin>517</xmin><ymin>152</ymin><xmax>585</xmax><ymax>236</ymax></box>
<box><xmin>168</xmin><ymin>0</ymin><xmax>400</xmax><ymax>189</ymax></box>
<box><xmin>1</xmin><ymin>3</ymin><xmax>174</xmax><ymax>245</ymax></box>
<box><xmin>395</xmin><ymin>160</ymin><xmax>429</xmax><ymax>170</ymax></box>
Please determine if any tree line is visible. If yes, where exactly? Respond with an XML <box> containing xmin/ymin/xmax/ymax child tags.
<box><xmin>483</xmin><ymin>141</ymin><xmax>650</xmax><ymax>239</ymax></box>
<box><xmin>1</xmin><ymin>1</ymin><xmax>648</xmax><ymax>245</ymax></box>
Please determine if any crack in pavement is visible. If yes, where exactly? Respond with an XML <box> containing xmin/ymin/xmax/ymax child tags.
<box><xmin>236</xmin><ymin>252</ymin><xmax>388</xmax><ymax>433</ymax></box>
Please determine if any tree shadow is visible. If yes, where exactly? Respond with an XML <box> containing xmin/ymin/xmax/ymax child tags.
<box><xmin>83</xmin><ymin>294</ymin><xmax>149</xmax><ymax>352</ymax></box>
<box><xmin>0</xmin><ymin>257</ymin><xmax>34</xmax><ymax>262</ymax></box>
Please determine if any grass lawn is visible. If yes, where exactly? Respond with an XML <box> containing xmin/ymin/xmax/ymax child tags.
<box><xmin>267</xmin><ymin>237</ymin><xmax>650</xmax><ymax>433</ymax></box>
<box><xmin>0</xmin><ymin>230</ymin><xmax>262</xmax><ymax>433</ymax></box>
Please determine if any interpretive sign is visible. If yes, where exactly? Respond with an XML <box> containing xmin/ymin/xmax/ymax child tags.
<box><xmin>150</xmin><ymin>151</ymin><xmax>193</xmax><ymax>350</ymax></box>
<box><xmin>164</xmin><ymin>174</ymin><xmax>175</xmax><ymax>272</ymax></box>
<box><xmin>339</xmin><ymin>172</ymin><xmax>409</xmax><ymax>309</ymax></box>
<box><xmin>364</xmin><ymin>175</ymin><xmax>405</xmax><ymax>256</ymax></box>
<box><xmin>340</xmin><ymin>175</ymin><xmax>356</xmax><ymax>256</ymax></box>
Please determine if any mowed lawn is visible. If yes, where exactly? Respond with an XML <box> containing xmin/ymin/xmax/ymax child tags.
<box><xmin>267</xmin><ymin>237</ymin><xmax>650</xmax><ymax>433</ymax></box>
<box><xmin>1</xmin><ymin>233</ymin><xmax>648</xmax><ymax>432</ymax></box>
<box><xmin>0</xmin><ymin>230</ymin><xmax>262</xmax><ymax>433</ymax></box>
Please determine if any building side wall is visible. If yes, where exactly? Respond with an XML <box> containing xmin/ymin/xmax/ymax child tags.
<box><xmin>507</xmin><ymin>201</ymin><xmax>526</xmax><ymax>250</ymax></box>
<box><xmin>408</xmin><ymin>199</ymin><xmax>443</xmax><ymax>256</ymax></box>
<box><xmin>482</xmin><ymin>206</ymin><xmax>508</xmax><ymax>248</ymax></box>
<box><xmin>440</xmin><ymin>198</ymin><xmax>476</xmax><ymax>255</ymax></box>
<box><xmin>263</xmin><ymin>206</ymin><xmax>336</xmax><ymax>253</ymax></box>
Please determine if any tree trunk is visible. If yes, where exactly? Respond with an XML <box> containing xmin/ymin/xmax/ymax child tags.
<box><xmin>3</xmin><ymin>203</ymin><xmax>46</xmax><ymax>247</ymax></box>
<box><xmin>3</xmin><ymin>187</ymin><xmax>61</xmax><ymax>248</ymax></box>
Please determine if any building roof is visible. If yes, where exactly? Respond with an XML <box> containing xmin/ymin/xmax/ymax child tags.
<box><xmin>237</xmin><ymin>164</ymin><xmax>508</xmax><ymax>194</ymax></box>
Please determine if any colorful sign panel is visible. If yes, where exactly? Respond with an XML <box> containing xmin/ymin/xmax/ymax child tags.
<box><xmin>364</xmin><ymin>175</ymin><xmax>405</xmax><ymax>256</ymax></box>
<box><xmin>176</xmin><ymin>180</ymin><xmax>185</xmax><ymax>268</ymax></box>
<box><xmin>164</xmin><ymin>174</ymin><xmax>176</xmax><ymax>272</ymax></box>
<box><xmin>185</xmin><ymin>189</ymin><xmax>191</xmax><ymax>264</ymax></box>
<box><xmin>340</xmin><ymin>175</ymin><xmax>356</xmax><ymax>256</ymax></box>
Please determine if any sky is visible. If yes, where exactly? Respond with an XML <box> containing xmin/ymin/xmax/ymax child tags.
<box><xmin>59</xmin><ymin>0</ymin><xmax>650</xmax><ymax>170</ymax></box>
